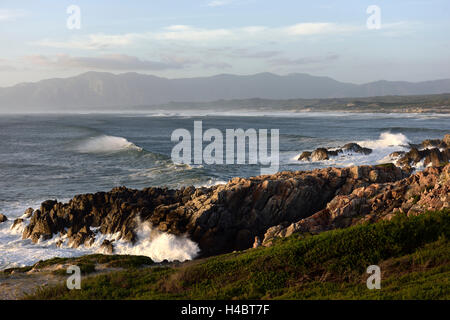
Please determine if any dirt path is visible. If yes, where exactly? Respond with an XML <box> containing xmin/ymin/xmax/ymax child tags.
<box><xmin>0</xmin><ymin>273</ymin><xmax>64</xmax><ymax>300</ymax></box>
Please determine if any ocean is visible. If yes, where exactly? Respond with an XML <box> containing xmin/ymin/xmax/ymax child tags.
<box><xmin>1</xmin><ymin>111</ymin><xmax>449</xmax><ymax>269</ymax></box>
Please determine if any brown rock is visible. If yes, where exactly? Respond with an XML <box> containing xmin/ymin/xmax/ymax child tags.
<box><xmin>0</xmin><ymin>214</ymin><xmax>7</xmax><ymax>223</ymax></box>
<box><xmin>297</xmin><ymin>151</ymin><xmax>312</xmax><ymax>161</ymax></box>
<box><xmin>311</xmin><ymin>148</ymin><xmax>329</xmax><ymax>161</ymax></box>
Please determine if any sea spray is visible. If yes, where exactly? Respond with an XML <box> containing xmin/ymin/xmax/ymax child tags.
<box><xmin>107</xmin><ymin>221</ymin><xmax>200</xmax><ymax>262</ymax></box>
<box><xmin>358</xmin><ymin>132</ymin><xmax>410</xmax><ymax>149</ymax></box>
<box><xmin>0</xmin><ymin>215</ymin><xmax>200</xmax><ymax>270</ymax></box>
<box><xmin>75</xmin><ymin>135</ymin><xmax>143</xmax><ymax>154</ymax></box>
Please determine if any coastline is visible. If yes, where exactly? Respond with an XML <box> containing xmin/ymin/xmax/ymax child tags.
<box><xmin>0</xmin><ymin>134</ymin><xmax>449</xmax><ymax>299</ymax></box>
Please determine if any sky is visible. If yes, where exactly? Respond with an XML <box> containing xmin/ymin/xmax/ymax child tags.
<box><xmin>0</xmin><ymin>0</ymin><xmax>449</xmax><ymax>87</ymax></box>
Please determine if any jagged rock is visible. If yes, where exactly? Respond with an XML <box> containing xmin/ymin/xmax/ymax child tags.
<box><xmin>389</xmin><ymin>151</ymin><xmax>405</xmax><ymax>158</ymax></box>
<box><xmin>252</xmin><ymin>236</ymin><xmax>261</xmax><ymax>248</ymax></box>
<box><xmin>342</xmin><ymin>143</ymin><xmax>372</xmax><ymax>155</ymax></box>
<box><xmin>444</xmin><ymin>134</ymin><xmax>450</xmax><ymax>146</ymax></box>
<box><xmin>422</xmin><ymin>139</ymin><xmax>446</xmax><ymax>149</ymax></box>
<box><xmin>23</xmin><ymin>208</ymin><xmax>34</xmax><ymax>219</ymax></box>
<box><xmin>392</xmin><ymin>134</ymin><xmax>450</xmax><ymax>169</ymax></box>
<box><xmin>297</xmin><ymin>151</ymin><xmax>312</xmax><ymax>161</ymax></box>
<box><xmin>424</xmin><ymin>148</ymin><xmax>449</xmax><ymax>167</ymax></box>
<box><xmin>21</xmin><ymin>164</ymin><xmax>409</xmax><ymax>257</ymax></box>
<box><xmin>299</xmin><ymin>143</ymin><xmax>372</xmax><ymax>162</ymax></box>
<box><xmin>100</xmin><ymin>240</ymin><xmax>114</xmax><ymax>254</ymax></box>
<box><xmin>0</xmin><ymin>214</ymin><xmax>7</xmax><ymax>223</ymax></box>
<box><xmin>311</xmin><ymin>148</ymin><xmax>329</xmax><ymax>161</ymax></box>
<box><xmin>262</xmin><ymin>164</ymin><xmax>449</xmax><ymax>246</ymax></box>
<box><xmin>11</xmin><ymin>218</ymin><xmax>24</xmax><ymax>229</ymax></box>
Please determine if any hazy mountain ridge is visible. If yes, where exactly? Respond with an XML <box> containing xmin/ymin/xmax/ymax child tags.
<box><xmin>1</xmin><ymin>71</ymin><xmax>450</xmax><ymax>111</ymax></box>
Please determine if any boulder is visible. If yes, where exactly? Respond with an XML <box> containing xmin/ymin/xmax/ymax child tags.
<box><xmin>424</xmin><ymin>148</ymin><xmax>449</xmax><ymax>167</ymax></box>
<box><xmin>311</xmin><ymin>148</ymin><xmax>329</xmax><ymax>161</ymax></box>
<box><xmin>100</xmin><ymin>240</ymin><xmax>114</xmax><ymax>254</ymax></box>
<box><xmin>443</xmin><ymin>134</ymin><xmax>450</xmax><ymax>146</ymax></box>
<box><xmin>422</xmin><ymin>139</ymin><xmax>446</xmax><ymax>149</ymax></box>
<box><xmin>23</xmin><ymin>208</ymin><xmax>34</xmax><ymax>219</ymax></box>
<box><xmin>0</xmin><ymin>214</ymin><xmax>7</xmax><ymax>223</ymax></box>
<box><xmin>342</xmin><ymin>143</ymin><xmax>372</xmax><ymax>155</ymax></box>
<box><xmin>297</xmin><ymin>151</ymin><xmax>312</xmax><ymax>161</ymax></box>
<box><xmin>11</xmin><ymin>218</ymin><xmax>24</xmax><ymax>229</ymax></box>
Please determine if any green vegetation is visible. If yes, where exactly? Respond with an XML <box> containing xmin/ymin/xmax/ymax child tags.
<box><xmin>26</xmin><ymin>209</ymin><xmax>449</xmax><ymax>300</ymax></box>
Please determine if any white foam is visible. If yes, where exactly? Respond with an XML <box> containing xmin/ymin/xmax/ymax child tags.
<box><xmin>0</xmin><ymin>217</ymin><xmax>199</xmax><ymax>270</ymax></box>
<box><xmin>358</xmin><ymin>132</ymin><xmax>410</xmax><ymax>149</ymax></box>
<box><xmin>289</xmin><ymin>131</ymin><xmax>412</xmax><ymax>169</ymax></box>
<box><xmin>111</xmin><ymin>222</ymin><xmax>200</xmax><ymax>262</ymax></box>
<box><xmin>74</xmin><ymin>135</ymin><xmax>143</xmax><ymax>154</ymax></box>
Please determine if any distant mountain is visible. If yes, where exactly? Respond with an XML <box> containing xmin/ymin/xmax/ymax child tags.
<box><xmin>1</xmin><ymin>71</ymin><xmax>450</xmax><ymax>111</ymax></box>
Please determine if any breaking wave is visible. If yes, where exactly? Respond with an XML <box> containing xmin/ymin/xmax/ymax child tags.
<box><xmin>74</xmin><ymin>135</ymin><xmax>143</xmax><ymax>154</ymax></box>
<box><xmin>0</xmin><ymin>214</ymin><xmax>199</xmax><ymax>270</ymax></box>
<box><xmin>358</xmin><ymin>132</ymin><xmax>410</xmax><ymax>149</ymax></box>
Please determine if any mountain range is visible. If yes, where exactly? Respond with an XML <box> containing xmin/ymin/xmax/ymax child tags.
<box><xmin>1</xmin><ymin>71</ymin><xmax>450</xmax><ymax>111</ymax></box>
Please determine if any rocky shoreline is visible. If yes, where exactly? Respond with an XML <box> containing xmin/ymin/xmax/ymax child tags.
<box><xmin>5</xmin><ymin>134</ymin><xmax>449</xmax><ymax>260</ymax></box>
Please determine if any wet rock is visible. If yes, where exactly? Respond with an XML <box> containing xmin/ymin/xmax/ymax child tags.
<box><xmin>11</xmin><ymin>218</ymin><xmax>24</xmax><ymax>229</ymax></box>
<box><xmin>389</xmin><ymin>151</ymin><xmax>405</xmax><ymax>158</ymax></box>
<box><xmin>424</xmin><ymin>148</ymin><xmax>449</xmax><ymax>167</ymax></box>
<box><xmin>23</xmin><ymin>208</ymin><xmax>34</xmax><ymax>219</ymax></box>
<box><xmin>311</xmin><ymin>148</ymin><xmax>329</xmax><ymax>161</ymax></box>
<box><xmin>100</xmin><ymin>240</ymin><xmax>114</xmax><ymax>254</ymax></box>
<box><xmin>443</xmin><ymin>134</ymin><xmax>450</xmax><ymax>146</ymax></box>
<box><xmin>422</xmin><ymin>139</ymin><xmax>446</xmax><ymax>149</ymax></box>
<box><xmin>21</xmin><ymin>163</ymin><xmax>409</xmax><ymax>257</ymax></box>
<box><xmin>342</xmin><ymin>143</ymin><xmax>372</xmax><ymax>155</ymax></box>
<box><xmin>392</xmin><ymin>134</ymin><xmax>450</xmax><ymax>169</ymax></box>
<box><xmin>297</xmin><ymin>151</ymin><xmax>312</xmax><ymax>161</ymax></box>
<box><xmin>0</xmin><ymin>214</ymin><xmax>7</xmax><ymax>223</ymax></box>
<box><xmin>299</xmin><ymin>142</ymin><xmax>372</xmax><ymax>162</ymax></box>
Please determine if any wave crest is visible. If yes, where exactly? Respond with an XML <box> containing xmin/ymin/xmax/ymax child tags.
<box><xmin>74</xmin><ymin>135</ymin><xmax>143</xmax><ymax>154</ymax></box>
<box><xmin>359</xmin><ymin>132</ymin><xmax>410</xmax><ymax>149</ymax></box>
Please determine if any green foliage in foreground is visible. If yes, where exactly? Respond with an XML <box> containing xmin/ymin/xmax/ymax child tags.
<box><xmin>27</xmin><ymin>209</ymin><xmax>449</xmax><ymax>300</ymax></box>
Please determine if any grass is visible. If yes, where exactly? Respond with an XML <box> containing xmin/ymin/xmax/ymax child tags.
<box><xmin>26</xmin><ymin>209</ymin><xmax>449</xmax><ymax>300</ymax></box>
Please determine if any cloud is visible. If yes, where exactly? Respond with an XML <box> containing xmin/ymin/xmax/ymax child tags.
<box><xmin>33</xmin><ymin>22</ymin><xmax>362</xmax><ymax>50</ymax></box>
<box><xmin>156</xmin><ymin>25</ymin><xmax>233</xmax><ymax>41</ymax></box>
<box><xmin>23</xmin><ymin>54</ymin><xmax>234</xmax><ymax>72</ymax></box>
<box><xmin>33</xmin><ymin>33</ymin><xmax>140</xmax><ymax>50</ymax></box>
<box><xmin>24</xmin><ymin>54</ymin><xmax>187</xmax><ymax>71</ymax></box>
<box><xmin>0</xmin><ymin>9</ymin><xmax>27</xmax><ymax>21</ymax></box>
<box><xmin>229</xmin><ymin>48</ymin><xmax>281</xmax><ymax>59</ymax></box>
<box><xmin>269</xmin><ymin>54</ymin><xmax>340</xmax><ymax>66</ymax></box>
<box><xmin>284</xmin><ymin>23</ymin><xmax>360</xmax><ymax>36</ymax></box>
<box><xmin>207</xmin><ymin>0</ymin><xmax>234</xmax><ymax>7</ymax></box>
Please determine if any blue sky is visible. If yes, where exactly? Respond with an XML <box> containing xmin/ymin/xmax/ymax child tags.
<box><xmin>0</xmin><ymin>0</ymin><xmax>449</xmax><ymax>86</ymax></box>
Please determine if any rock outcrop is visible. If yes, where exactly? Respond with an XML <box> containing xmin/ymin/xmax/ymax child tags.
<box><xmin>0</xmin><ymin>214</ymin><xmax>7</xmax><ymax>223</ymax></box>
<box><xmin>263</xmin><ymin>163</ymin><xmax>450</xmax><ymax>246</ymax></box>
<box><xmin>21</xmin><ymin>164</ymin><xmax>408</xmax><ymax>257</ymax></box>
<box><xmin>298</xmin><ymin>143</ymin><xmax>372</xmax><ymax>161</ymax></box>
<box><xmin>390</xmin><ymin>134</ymin><xmax>450</xmax><ymax>170</ymax></box>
